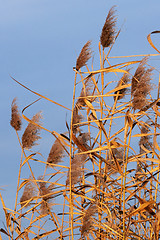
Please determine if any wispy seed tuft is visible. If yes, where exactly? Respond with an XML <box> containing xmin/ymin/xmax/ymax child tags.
<box><xmin>72</xmin><ymin>107</ymin><xmax>83</xmax><ymax>134</ymax></box>
<box><xmin>81</xmin><ymin>202</ymin><xmax>97</xmax><ymax>237</ymax></box>
<box><xmin>100</xmin><ymin>6</ymin><xmax>117</xmax><ymax>48</ymax></box>
<box><xmin>114</xmin><ymin>69</ymin><xmax>130</xmax><ymax>101</ymax></box>
<box><xmin>77</xmin><ymin>132</ymin><xmax>90</xmax><ymax>148</ymax></box>
<box><xmin>139</xmin><ymin>122</ymin><xmax>152</xmax><ymax>154</ymax></box>
<box><xmin>22</xmin><ymin>112</ymin><xmax>42</xmax><ymax>149</ymax></box>
<box><xmin>66</xmin><ymin>132</ymin><xmax>90</xmax><ymax>186</ymax></box>
<box><xmin>76</xmin><ymin>78</ymin><xmax>93</xmax><ymax>108</ymax></box>
<box><xmin>76</xmin><ymin>41</ymin><xmax>92</xmax><ymax>71</ymax></box>
<box><xmin>72</xmin><ymin>79</ymin><xmax>93</xmax><ymax>134</ymax></box>
<box><xmin>38</xmin><ymin>178</ymin><xmax>54</xmax><ymax>215</ymax></box>
<box><xmin>66</xmin><ymin>155</ymin><xmax>84</xmax><ymax>186</ymax></box>
<box><xmin>131</xmin><ymin>58</ymin><xmax>153</xmax><ymax>110</ymax></box>
<box><xmin>10</xmin><ymin>98</ymin><xmax>22</xmax><ymax>131</ymax></box>
<box><xmin>47</xmin><ymin>138</ymin><xmax>65</xmax><ymax>164</ymax></box>
<box><xmin>20</xmin><ymin>177</ymin><xmax>36</xmax><ymax>208</ymax></box>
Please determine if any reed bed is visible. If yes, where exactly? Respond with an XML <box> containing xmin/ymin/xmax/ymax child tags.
<box><xmin>1</xmin><ymin>6</ymin><xmax>160</xmax><ymax>240</ymax></box>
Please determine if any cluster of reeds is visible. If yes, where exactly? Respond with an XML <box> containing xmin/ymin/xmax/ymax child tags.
<box><xmin>1</xmin><ymin>6</ymin><xmax>160</xmax><ymax>240</ymax></box>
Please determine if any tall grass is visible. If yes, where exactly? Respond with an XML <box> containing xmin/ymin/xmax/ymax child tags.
<box><xmin>1</xmin><ymin>6</ymin><xmax>160</xmax><ymax>240</ymax></box>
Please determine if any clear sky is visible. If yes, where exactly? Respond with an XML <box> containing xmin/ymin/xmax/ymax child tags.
<box><xmin>0</xmin><ymin>0</ymin><xmax>160</xmax><ymax>231</ymax></box>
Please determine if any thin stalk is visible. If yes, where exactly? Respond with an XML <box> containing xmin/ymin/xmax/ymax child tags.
<box><xmin>98</xmin><ymin>41</ymin><xmax>104</xmax><ymax>237</ymax></box>
<box><xmin>69</xmin><ymin>71</ymin><xmax>77</xmax><ymax>239</ymax></box>
<box><xmin>122</xmin><ymin>117</ymin><xmax>132</xmax><ymax>239</ymax></box>
<box><xmin>14</xmin><ymin>132</ymin><xmax>23</xmax><ymax>211</ymax></box>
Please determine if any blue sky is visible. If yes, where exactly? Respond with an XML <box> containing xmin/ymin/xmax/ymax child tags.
<box><xmin>0</xmin><ymin>0</ymin><xmax>160</xmax><ymax>231</ymax></box>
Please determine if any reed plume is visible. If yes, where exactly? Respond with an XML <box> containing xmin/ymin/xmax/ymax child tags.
<box><xmin>20</xmin><ymin>177</ymin><xmax>36</xmax><ymax>208</ymax></box>
<box><xmin>76</xmin><ymin>41</ymin><xmax>92</xmax><ymax>71</ymax></box>
<box><xmin>66</xmin><ymin>155</ymin><xmax>85</xmax><ymax>186</ymax></box>
<box><xmin>10</xmin><ymin>98</ymin><xmax>22</xmax><ymax>131</ymax></box>
<box><xmin>76</xmin><ymin>78</ymin><xmax>93</xmax><ymax>109</ymax></box>
<box><xmin>131</xmin><ymin>58</ymin><xmax>153</xmax><ymax>110</ymax></box>
<box><xmin>4</xmin><ymin>6</ymin><xmax>160</xmax><ymax>240</ymax></box>
<box><xmin>77</xmin><ymin>132</ymin><xmax>90</xmax><ymax>149</ymax></box>
<box><xmin>77</xmin><ymin>132</ymin><xmax>90</xmax><ymax>164</ymax></box>
<box><xmin>72</xmin><ymin>79</ymin><xmax>93</xmax><ymax>134</ymax></box>
<box><xmin>66</xmin><ymin>133</ymin><xmax>90</xmax><ymax>185</ymax></box>
<box><xmin>72</xmin><ymin>107</ymin><xmax>83</xmax><ymax>134</ymax></box>
<box><xmin>22</xmin><ymin>112</ymin><xmax>42</xmax><ymax>149</ymax></box>
<box><xmin>81</xmin><ymin>202</ymin><xmax>97</xmax><ymax>237</ymax></box>
<box><xmin>38</xmin><ymin>178</ymin><xmax>54</xmax><ymax>215</ymax></box>
<box><xmin>131</xmin><ymin>58</ymin><xmax>147</xmax><ymax>95</ymax></box>
<box><xmin>100</xmin><ymin>6</ymin><xmax>117</xmax><ymax>48</ymax></box>
<box><xmin>114</xmin><ymin>69</ymin><xmax>130</xmax><ymax>101</ymax></box>
<box><xmin>47</xmin><ymin>138</ymin><xmax>65</xmax><ymax>164</ymax></box>
<box><xmin>137</xmin><ymin>121</ymin><xmax>152</xmax><ymax>179</ymax></box>
<box><xmin>139</xmin><ymin>122</ymin><xmax>152</xmax><ymax>154</ymax></box>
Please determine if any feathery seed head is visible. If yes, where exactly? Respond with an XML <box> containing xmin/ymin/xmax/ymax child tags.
<box><xmin>139</xmin><ymin>122</ymin><xmax>152</xmax><ymax>154</ymax></box>
<box><xmin>76</xmin><ymin>78</ymin><xmax>93</xmax><ymax>109</ymax></box>
<box><xmin>114</xmin><ymin>69</ymin><xmax>130</xmax><ymax>101</ymax></box>
<box><xmin>131</xmin><ymin>58</ymin><xmax>153</xmax><ymax>110</ymax></box>
<box><xmin>72</xmin><ymin>79</ymin><xmax>93</xmax><ymax>134</ymax></box>
<box><xmin>100</xmin><ymin>6</ymin><xmax>117</xmax><ymax>48</ymax></box>
<box><xmin>22</xmin><ymin>112</ymin><xmax>42</xmax><ymax>149</ymax></box>
<box><xmin>76</xmin><ymin>41</ymin><xmax>92</xmax><ymax>71</ymax></box>
<box><xmin>81</xmin><ymin>202</ymin><xmax>97</xmax><ymax>236</ymax></box>
<box><xmin>10</xmin><ymin>98</ymin><xmax>22</xmax><ymax>131</ymax></box>
<box><xmin>72</xmin><ymin>106</ymin><xmax>83</xmax><ymax>134</ymax></box>
<box><xmin>77</xmin><ymin>132</ymin><xmax>90</xmax><ymax>147</ymax></box>
<box><xmin>38</xmin><ymin>177</ymin><xmax>54</xmax><ymax>215</ymax></box>
<box><xmin>47</xmin><ymin>138</ymin><xmax>65</xmax><ymax>164</ymax></box>
<box><xmin>131</xmin><ymin>57</ymin><xmax>148</xmax><ymax>95</ymax></box>
<box><xmin>66</xmin><ymin>155</ymin><xmax>85</xmax><ymax>186</ymax></box>
<box><xmin>20</xmin><ymin>177</ymin><xmax>36</xmax><ymax>208</ymax></box>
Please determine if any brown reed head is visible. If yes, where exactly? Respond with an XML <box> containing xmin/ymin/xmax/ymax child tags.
<box><xmin>38</xmin><ymin>177</ymin><xmax>54</xmax><ymax>215</ymax></box>
<box><xmin>131</xmin><ymin>57</ymin><xmax>148</xmax><ymax>95</ymax></box>
<box><xmin>72</xmin><ymin>79</ymin><xmax>93</xmax><ymax>134</ymax></box>
<box><xmin>76</xmin><ymin>40</ymin><xmax>92</xmax><ymax>71</ymax></box>
<box><xmin>66</xmin><ymin>154</ymin><xmax>84</xmax><ymax>186</ymax></box>
<box><xmin>22</xmin><ymin>112</ymin><xmax>42</xmax><ymax>149</ymax></box>
<box><xmin>81</xmin><ymin>202</ymin><xmax>97</xmax><ymax>237</ymax></box>
<box><xmin>76</xmin><ymin>78</ymin><xmax>93</xmax><ymax>109</ymax></box>
<box><xmin>131</xmin><ymin>57</ymin><xmax>153</xmax><ymax>110</ymax></box>
<box><xmin>139</xmin><ymin>122</ymin><xmax>152</xmax><ymax>154</ymax></box>
<box><xmin>47</xmin><ymin>138</ymin><xmax>65</xmax><ymax>164</ymax></box>
<box><xmin>72</xmin><ymin>106</ymin><xmax>83</xmax><ymax>134</ymax></box>
<box><xmin>10</xmin><ymin>98</ymin><xmax>22</xmax><ymax>131</ymax></box>
<box><xmin>77</xmin><ymin>132</ymin><xmax>90</xmax><ymax>148</ymax></box>
<box><xmin>100</xmin><ymin>6</ymin><xmax>117</xmax><ymax>48</ymax></box>
<box><xmin>114</xmin><ymin>69</ymin><xmax>130</xmax><ymax>101</ymax></box>
<box><xmin>20</xmin><ymin>177</ymin><xmax>36</xmax><ymax>208</ymax></box>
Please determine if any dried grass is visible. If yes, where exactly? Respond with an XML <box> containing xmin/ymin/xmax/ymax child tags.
<box><xmin>81</xmin><ymin>202</ymin><xmax>97</xmax><ymax>237</ymax></box>
<box><xmin>22</xmin><ymin>112</ymin><xmax>42</xmax><ymax>149</ymax></box>
<box><xmin>66</xmin><ymin>155</ymin><xmax>84</xmax><ymax>186</ymax></box>
<box><xmin>2</xmin><ymin>6</ymin><xmax>160</xmax><ymax>240</ymax></box>
<box><xmin>131</xmin><ymin>58</ymin><xmax>153</xmax><ymax>110</ymax></box>
<box><xmin>100</xmin><ymin>6</ymin><xmax>117</xmax><ymax>48</ymax></box>
<box><xmin>47</xmin><ymin>138</ymin><xmax>65</xmax><ymax>164</ymax></box>
<box><xmin>139</xmin><ymin>121</ymin><xmax>152</xmax><ymax>154</ymax></box>
<box><xmin>76</xmin><ymin>40</ymin><xmax>92</xmax><ymax>71</ymax></box>
<box><xmin>114</xmin><ymin>69</ymin><xmax>130</xmax><ymax>101</ymax></box>
<box><xmin>10</xmin><ymin>98</ymin><xmax>22</xmax><ymax>131</ymax></box>
<box><xmin>72</xmin><ymin>79</ymin><xmax>93</xmax><ymax>134</ymax></box>
<box><xmin>20</xmin><ymin>177</ymin><xmax>36</xmax><ymax>207</ymax></box>
<box><xmin>38</xmin><ymin>177</ymin><xmax>54</xmax><ymax>215</ymax></box>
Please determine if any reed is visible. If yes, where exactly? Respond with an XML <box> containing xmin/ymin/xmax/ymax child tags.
<box><xmin>1</xmin><ymin>6</ymin><xmax>160</xmax><ymax>240</ymax></box>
